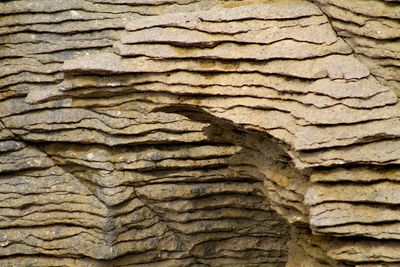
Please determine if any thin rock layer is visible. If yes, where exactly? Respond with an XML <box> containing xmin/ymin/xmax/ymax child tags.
<box><xmin>0</xmin><ymin>0</ymin><xmax>292</xmax><ymax>266</ymax></box>
<box><xmin>1</xmin><ymin>0</ymin><xmax>400</xmax><ymax>266</ymax></box>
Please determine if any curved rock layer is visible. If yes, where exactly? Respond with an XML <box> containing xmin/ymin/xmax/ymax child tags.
<box><xmin>1</xmin><ymin>0</ymin><xmax>400</xmax><ymax>266</ymax></box>
<box><xmin>312</xmin><ymin>0</ymin><xmax>400</xmax><ymax>97</ymax></box>
<box><xmin>0</xmin><ymin>0</ymin><xmax>291</xmax><ymax>266</ymax></box>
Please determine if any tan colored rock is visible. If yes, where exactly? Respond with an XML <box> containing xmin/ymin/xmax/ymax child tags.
<box><xmin>116</xmin><ymin>39</ymin><xmax>352</xmax><ymax>60</ymax></box>
<box><xmin>0</xmin><ymin>39</ymin><xmax>113</xmax><ymax>58</ymax></box>
<box><xmin>121</xmin><ymin>23</ymin><xmax>337</xmax><ymax>46</ymax></box>
<box><xmin>332</xmin><ymin>19</ymin><xmax>400</xmax><ymax>40</ymax></box>
<box><xmin>0</xmin><ymin>10</ymin><xmax>126</xmax><ymax>27</ymax></box>
<box><xmin>128</xmin><ymin>10</ymin><xmax>326</xmax><ymax>31</ymax></box>
<box><xmin>287</xmin><ymin>239</ymin><xmax>332</xmax><ymax>267</ymax></box>
<box><xmin>128</xmin><ymin>14</ymin><xmax>328</xmax><ymax>36</ymax></box>
<box><xmin>294</xmin><ymin>139</ymin><xmax>400</xmax><ymax>168</ymax></box>
<box><xmin>311</xmin><ymin>167</ymin><xmax>400</xmax><ymax>183</ymax></box>
<box><xmin>0</xmin><ymin>146</ymin><xmax>54</xmax><ymax>173</ymax></box>
<box><xmin>295</xmin><ymin>117</ymin><xmax>400</xmax><ymax>150</ymax></box>
<box><xmin>0</xmin><ymin>58</ymin><xmax>60</xmax><ymax>78</ymax></box>
<box><xmin>136</xmin><ymin>182</ymin><xmax>259</xmax><ymax>201</ymax></box>
<box><xmin>315</xmin><ymin>223</ymin><xmax>400</xmax><ymax>240</ymax></box>
<box><xmin>0</xmin><ymin>0</ymin><xmax>167</xmax><ymax>14</ymax></box>
<box><xmin>2</xmin><ymin>0</ymin><xmax>400</xmax><ymax>265</ymax></box>
<box><xmin>306</xmin><ymin>181</ymin><xmax>400</xmax><ymax>205</ymax></box>
<box><xmin>89</xmin><ymin>0</ymin><xmax>196</xmax><ymax>5</ymax></box>
<box><xmin>313</xmin><ymin>0</ymin><xmax>400</xmax><ymax>97</ymax></box>
<box><xmin>125</xmin><ymin>0</ymin><xmax>322</xmax><ymax>32</ymax></box>
<box><xmin>0</xmin><ymin>257</ymin><xmax>102</xmax><ymax>267</ymax></box>
<box><xmin>313</xmin><ymin>0</ymin><xmax>400</xmax><ymax>19</ymax></box>
<box><xmin>63</xmin><ymin>53</ymin><xmax>370</xmax><ymax>80</ymax></box>
<box><xmin>59</xmin><ymin>72</ymin><xmax>385</xmax><ymax>99</ymax></box>
<box><xmin>328</xmin><ymin>240</ymin><xmax>400</xmax><ymax>263</ymax></box>
<box><xmin>310</xmin><ymin>202</ymin><xmax>400</xmax><ymax>227</ymax></box>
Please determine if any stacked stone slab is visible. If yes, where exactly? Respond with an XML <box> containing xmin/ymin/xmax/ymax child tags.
<box><xmin>49</xmin><ymin>0</ymin><xmax>400</xmax><ymax>266</ymax></box>
<box><xmin>312</xmin><ymin>0</ymin><xmax>400</xmax><ymax>97</ymax></box>
<box><xmin>2</xmin><ymin>0</ymin><xmax>400</xmax><ymax>266</ymax></box>
<box><xmin>0</xmin><ymin>0</ymin><xmax>291</xmax><ymax>266</ymax></box>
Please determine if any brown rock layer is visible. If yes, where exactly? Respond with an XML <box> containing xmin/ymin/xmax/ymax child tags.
<box><xmin>0</xmin><ymin>0</ymin><xmax>293</xmax><ymax>266</ymax></box>
<box><xmin>312</xmin><ymin>0</ymin><xmax>400</xmax><ymax>97</ymax></box>
<box><xmin>1</xmin><ymin>0</ymin><xmax>400</xmax><ymax>266</ymax></box>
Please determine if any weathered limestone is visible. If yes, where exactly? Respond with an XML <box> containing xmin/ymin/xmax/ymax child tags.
<box><xmin>312</xmin><ymin>0</ymin><xmax>400</xmax><ymax>97</ymax></box>
<box><xmin>0</xmin><ymin>1</ymin><xmax>295</xmax><ymax>266</ymax></box>
<box><xmin>1</xmin><ymin>0</ymin><xmax>400</xmax><ymax>266</ymax></box>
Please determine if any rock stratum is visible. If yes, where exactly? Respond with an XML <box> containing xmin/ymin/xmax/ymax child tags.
<box><xmin>1</xmin><ymin>0</ymin><xmax>399</xmax><ymax>266</ymax></box>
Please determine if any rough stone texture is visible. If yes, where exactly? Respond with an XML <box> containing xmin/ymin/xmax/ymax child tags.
<box><xmin>1</xmin><ymin>0</ymin><xmax>400</xmax><ymax>266</ymax></box>
<box><xmin>312</xmin><ymin>0</ymin><xmax>400</xmax><ymax>97</ymax></box>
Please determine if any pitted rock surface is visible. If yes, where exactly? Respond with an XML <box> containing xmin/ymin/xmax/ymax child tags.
<box><xmin>1</xmin><ymin>0</ymin><xmax>400</xmax><ymax>266</ymax></box>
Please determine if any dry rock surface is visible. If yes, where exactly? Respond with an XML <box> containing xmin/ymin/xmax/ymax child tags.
<box><xmin>1</xmin><ymin>0</ymin><xmax>400</xmax><ymax>266</ymax></box>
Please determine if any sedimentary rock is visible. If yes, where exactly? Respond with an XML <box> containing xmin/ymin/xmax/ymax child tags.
<box><xmin>1</xmin><ymin>0</ymin><xmax>400</xmax><ymax>266</ymax></box>
<box><xmin>312</xmin><ymin>0</ymin><xmax>400</xmax><ymax>97</ymax></box>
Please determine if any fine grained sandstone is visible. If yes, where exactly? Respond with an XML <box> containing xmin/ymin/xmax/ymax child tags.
<box><xmin>1</xmin><ymin>0</ymin><xmax>399</xmax><ymax>266</ymax></box>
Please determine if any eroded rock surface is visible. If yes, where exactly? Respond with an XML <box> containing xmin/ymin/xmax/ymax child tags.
<box><xmin>1</xmin><ymin>0</ymin><xmax>400</xmax><ymax>266</ymax></box>
<box><xmin>312</xmin><ymin>0</ymin><xmax>400</xmax><ymax>97</ymax></box>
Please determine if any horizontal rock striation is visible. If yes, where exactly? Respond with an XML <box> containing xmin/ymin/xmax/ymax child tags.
<box><xmin>1</xmin><ymin>0</ymin><xmax>400</xmax><ymax>266</ymax></box>
<box><xmin>51</xmin><ymin>0</ymin><xmax>400</xmax><ymax>265</ymax></box>
<box><xmin>0</xmin><ymin>0</ymin><xmax>292</xmax><ymax>266</ymax></box>
<box><xmin>312</xmin><ymin>0</ymin><xmax>400</xmax><ymax>97</ymax></box>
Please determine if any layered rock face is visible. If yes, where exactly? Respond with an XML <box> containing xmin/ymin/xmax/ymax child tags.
<box><xmin>1</xmin><ymin>0</ymin><xmax>400</xmax><ymax>266</ymax></box>
<box><xmin>312</xmin><ymin>0</ymin><xmax>400</xmax><ymax>96</ymax></box>
<box><xmin>0</xmin><ymin>1</ymin><xmax>291</xmax><ymax>266</ymax></box>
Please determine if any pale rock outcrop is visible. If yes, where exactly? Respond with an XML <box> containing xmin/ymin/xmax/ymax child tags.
<box><xmin>312</xmin><ymin>0</ymin><xmax>400</xmax><ymax>96</ymax></box>
<box><xmin>1</xmin><ymin>0</ymin><xmax>400</xmax><ymax>266</ymax></box>
<box><xmin>0</xmin><ymin>0</ymin><xmax>292</xmax><ymax>266</ymax></box>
